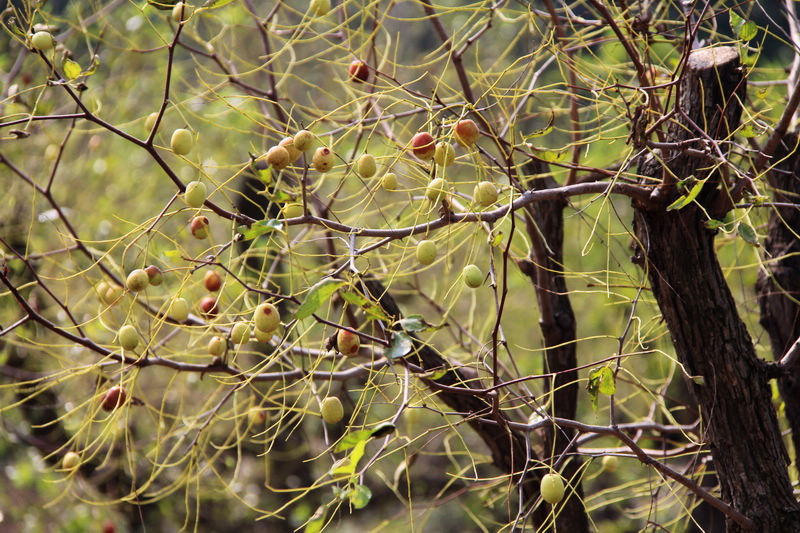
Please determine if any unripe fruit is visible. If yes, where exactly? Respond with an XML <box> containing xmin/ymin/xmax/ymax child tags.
<box><xmin>312</xmin><ymin>146</ymin><xmax>334</xmax><ymax>173</ymax></box>
<box><xmin>279</xmin><ymin>137</ymin><xmax>302</xmax><ymax>163</ymax></box>
<box><xmin>412</xmin><ymin>132</ymin><xmax>435</xmax><ymax>160</ymax></box>
<box><xmin>171</xmin><ymin>297</ymin><xmax>189</xmax><ymax>322</ymax></box>
<box><xmin>126</xmin><ymin>269</ymin><xmax>150</xmax><ymax>292</ymax></box>
<box><xmin>336</xmin><ymin>329</ymin><xmax>360</xmax><ymax>356</ymax></box>
<box><xmin>283</xmin><ymin>202</ymin><xmax>304</xmax><ymax>219</ymax></box>
<box><xmin>96</xmin><ymin>281</ymin><xmax>110</xmax><ymax>300</ymax></box>
<box><xmin>473</xmin><ymin>181</ymin><xmax>498</xmax><ymax>207</ymax></box>
<box><xmin>31</xmin><ymin>31</ymin><xmax>55</xmax><ymax>51</ymax></box>
<box><xmin>356</xmin><ymin>153</ymin><xmax>377</xmax><ymax>178</ymax></box>
<box><xmin>309</xmin><ymin>0</ymin><xmax>331</xmax><ymax>16</ymax></box>
<box><xmin>200</xmin><ymin>296</ymin><xmax>218</xmax><ymax>316</ymax></box>
<box><xmin>118</xmin><ymin>324</ymin><xmax>139</xmax><ymax>351</ymax></box>
<box><xmin>145</xmin><ymin>265</ymin><xmax>163</xmax><ymax>286</ymax></box>
<box><xmin>104</xmin><ymin>284</ymin><xmax>123</xmax><ymax>305</ymax></box>
<box><xmin>294</xmin><ymin>129</ymin><xmax>313</xmax><ymax>151</ymax></box>
<box><xmin>190</xmin><ymin>216</ymin><xmax>209</xmax><ymax>239</ymax></box>
<box><xmin>184</xmin><ymin>180</ymin><xmax>207</xmax><ymax>208</ymax></box>
<box><xmin>453</xmin><ymin>119</ymin><xmax>479</xmax><ymax>146</ymax></box>
<box><xmin>434</xmin><ymin>142</ymin><xmax>455</xmax><ymax>167</ymax></box>
<box><xmin>248</xmin><ymin>407</ymin><xmax>267</xmax><ymax>426</ymax></box>
<box><xmin>230</xmin><ymin>322</ymin><xmax>250</xmax><ymax>344</ymax></box>
<box><xmin>348</xmin><ymin>60</ymin><xmax>369</xmax><ymax>83</ymax></box>
<box><xmin>540</xmin><ymin>472</ymin><xmax>565</xmax><ymax>504</ymax></box>
<box><xmin>254</xmin><ymin>302</ymin><xmax>281</xmax><ymax>333</ymax></box>
<box><xmin>381</xmin><ymin>172</ymin><xmax>397</xmax><ymax>191</ymax></box>
<box><xmin>171</xmin><ymin>128</ymin><xmax>193</xmax><ymax>155</ymax></box>
<box><xmin>253</xmin><ymin>328</ymin><xmax>273</xmax><ymax>343</ymax></box>
<box><xmin>266</xmin><ymin>145</ymin><xmax>290</xmax><ymax>170</ymax></box>
<box><xmin>101</xmin><ymin>386</ymin><xmax>127</xmax><ymax>411</ymax></box>
<box><xmin>425</xmin><ymin>178</ymin><xmax>448</xmax><ymax>203</ymax></box>
<box><xmin>208</xmin><ymin>336</ymin><xmax>225</xmax><ymax>356</ymax></box>
<box><xmin>62</xmin><ymin>451</ymin><xmax>81</xmax><ymax>471</ymax></box>
<box><xmin>204</xmin><ymin>270</ymin><xmax>222</xmax><ymax>292</ymax></box>
<box><xmin>462</xmin><ymin>264</ymin><xmax>483</xmax><ymax>288</ymax></box>
<box><xmin>601</xmin><ymin>455</ymin><xmax>618</xmax><ymax>473</ymax></box>
<box><xmin>45</xmin><ymin>144</ymin><xmax>60</xmax><ymax>161</ymax></box>
<box><xmin>172</xmin><ymin>2</ymin><xmax>193</xmax><ymax>22</ymax></box>
<box><xmin>321</xmin><ymin>396</ymin><xmax>344</xmax><ymax>424</ymax></box>
<box><xmin>416</xmin><ymin>240</ymin><xmax>437</xmax><ymax>265</ymax></box>
<box><xmin>145</xmin><ymin>112</ymin><xmax>159</xmax><ymax>132</ymax></box>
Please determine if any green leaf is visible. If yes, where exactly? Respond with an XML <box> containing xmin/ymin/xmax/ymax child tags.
<box><xmin>739</xmin><ymin>123</ymin><xmax>764</xmax><ymax>138</ymax></box>
<box><xmin>63</xmin><ymin>59</ymin><xmax>81</xmax><ymax>80</ymax></box>
<box><xmin>526</xmin><ymin>112</ymin><xmax>554</xmax><ymax>139</ymax></box>
<box><xmin>705</xmin><ymin>219</ymin><xmax>725</xmax><ymax>230</ymax></box>
<box><xmin>340</xmin><ymin>290</ymin><xmax>390</xmax><ymax>322</ymax></box>
<box><xmin>666</xmin><ymin>178</ymin><xmax>706</xmax><ymax>211</ymax></box>
<box><xmin>334</xmin><ymin>429</ymin><xmax>372</xmax><ymax>453</ymax></box>
<box><xmin>539</xmin><ymin>150</ymin><xmax>566</xmax><ymax>163</ymax></box>
<box><xmin>304</xmin><ymin>506</ymin><xmax>326</xmax><ymax>533</ymax></box>
<box><xmin>737</xmin><ymin>223</ymin><xmax>760</xmax><ymax>246</ymax></box>
<box><xmin>397</xmin><ymin>315</ymin><xmax>429</xmax><ymax>332</ymax></box>
<box><xmin>331</xmin><ymin>439</ymin><xmax>367</xmax><ymax>476</ymax></box>
<box><xmin>238</xmin><ymin>219</ymin><xmax>282</xmax><ymax>241</ymax></box>
<box><xmin>369</xmin><ymin>422</ymin><xmax>396</xmax><ymax>439</ymax></box>
<box><xmin>348</xmin><ymin>484</ymin><xmax>372</xmax><ymax>509</ymax></box>
<box><xmin>729</xmin><ymin>10</ymin><xmax>743</xmax><ymax>30</ymax></box>
<box><xmin>587</xmin><ymin>366</ymin><xmax>616</xmax><ymax>411</ymax></box>
<box><xmin>739</xmin><ymin>21</ymin><xmax>757</xmax><ymax>41</ymax></box>
<box><xmin>386</xmin><ymin>332</ymin><xmax>414</xmax><ymax>359</ymax></box>
<box><xmin>489</xmin><ymin>231</ymin><xmax>504</xmax><ymax>247</ymax></box>
<box><xmin>295</xmin><ymin>279</ymin><xmax>346</xmax><ymax>320</ymax></box>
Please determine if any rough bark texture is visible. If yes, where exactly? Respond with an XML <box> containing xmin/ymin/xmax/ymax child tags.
<box><xmin>633</xmin><ymin>47</ymin><xmax>800</xmax><ymax>531</ymax></box>
<box><xmin>756</xmin><ymin>132</ymin><xmax>800</xmax><ymax>458</ymax></box>
<box><xmin>517</xmin><ymin>159</ymin><xmax>588</xmax><ymax>532</ymax></box>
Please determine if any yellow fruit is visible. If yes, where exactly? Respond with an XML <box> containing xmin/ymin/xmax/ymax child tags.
<box><xmin>473</xmin><ymin>181</ymin><xmax>498</xmax><ymax>207</ymax></box>
<box><xmin>433</xmin><ymin>142</ymin><xmax>455</xmax><ymax>167</ymax></box>
<box><xmin>230</xmin><ymin>322</ymin><xmax>250</xmax><ymax>345</ymax></box>
<box><xmin>336</xmin><ymin>329</ymin><xmax>360</xmax><ymax>356</ymax></box>
<box><xmin>62</xmin><ymin>451</ymin><xmax>81</xmax><ymax>471</ymax></box>
<box><xmin>254</xmin><ymin>303</ymin><xmax>281</xmax><ymax>333</ymax></box>
<box><xmin>265</xmin><ymin>145</ymin><xmax>290</xmax><ymax>170</ymax></box>
<box><xmin>145</xmin><ymin>112</ymin><xmax>159</xmax><ymax>132</ymax></box>
<box><xmin>601</xmin><ymin>455</ymin><xmax>618</xmax><ymax>473</ymax></box>
<box><xmin>381</xmin><ymin>172</ymin><xmax>397</xmax><ymax>191</ymax></box>
<box><xmin>283</xmin><ymin>203</ymin><xmax>304</xmax><ymax>219</ymax></box>
<box><xmin>103</xmin><ymin>284</ymin><xmax>123</xmax><ymax>305</ymax></box>
<box><xmin>118</xmin><ymin>324</ymin><xmax>139</xmax><ymax>351</ymax></box>
<box><xmin>416</xmin><ymin>240</ymin><xmax>437</xmax><ymax>265</ymax></box>
<box><xmin>170</xmin><ymin>297</ymin><xmax>189</xmax><ymax>322</ymax></box>
<box><xmin>31</xmin><ymin>31</ymin><xmax>55</xmax><ymax>51</ymax></box>
<box><xmin>248</xmin><ymin>407</ymin><xmax>267</xmax><ymax>426</ymax></box>
<box><xmin>309</xmin><ymin>0</ymin><xmax>331</xmax><ymax>16</ymax></box>
<box><xmin>312</xmin><ymin>146</ymin><xmax>334</xmax><ymax>173</ymax></box>
<box><xmin>540</xmin><ymin>472</ymin><xmax>565</xmax><ymax>504</ymax></box>
<box><xmin>321</xmin><ymin>396</ymin><xmax>344</xmax><ymax>424</ymax></box>
<box><xmin>96</xmin><ymin>281</ymin><xmax>110</xmax><ymax>301</ymax></box>
<box><xmin>279</xmin><ymin>137</ymin><xmax>302</xmax><ymax>163</ymax></box>
<box><xmin>208</xmin><ymin>336</ymin><xmax>225</xmax><ymax>356</ymax></box>
<box><xmin>171</xmin><ymin>128</ymin><xmax>193</xmax><ymax>155</ymax></box>
<box><xmin>172</xmin><ymin>2</ymin><xmax>194</xmax><ymax>22</ymax></box>
<box><xmin>462</xmin><ymin>264</ymin><xmax>483</xmax><ymax>288</ymax></box>
<box><xmin>294</xmin><ymin>129</ymin><xmax>313</xmax><ymax>151</ymax></box>
<box><xmin>253</xmin><ymin>328</ymin><xmax>273</xmax><ymax>343</ymax></box>
<box><xmin>126</xmin><ymin>269</ymin><xmax>150</xmax><ymax>292</ymax></box>
<box><xmin>356</xmin><ymin>154</ymin><xmax>377</xmax><ymax>178</ymax></box>
<box><xmin>425</xmin><ymin>178</ymin><xmax>448</xmax><ymax>203</ymax></box>
<box><xmin>184</xmin><ymin>181</ymin><xmax>207</xmax><ymax>208</ymax></box>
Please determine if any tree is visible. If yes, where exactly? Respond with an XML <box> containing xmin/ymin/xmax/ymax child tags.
<box><xmin>1</xmin><ymin>0</ymin><xmax>799</xmax><ymax>531</ymax></box>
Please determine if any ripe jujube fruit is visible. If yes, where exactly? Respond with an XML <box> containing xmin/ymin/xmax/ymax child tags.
<box><xmin>453</xmin><ymin>119</ymin><xmax>479</xmax><ymax>146</ymax></box>
<box><xmin>348</xmin><ymin>60</ymin><xmax>369</xmax><ymax>83</ymax></box>
<box><xmin>200</xmin><ymin>296</ymin><xmax>218</xmax><ymax>316</ymax></box>
<box><xmin>321</xmin><ymin>396</ymin><xmax>344</xmax><ymax>424</ymax></box>
<box><xmin>336</xmin><ymin>329</ymin><xmax>360</xmax><ymax>356</ymax></box>
<box><xmin>126</xmin><ymin>269</ymin><xmax>150</xmax><ymax>292</ymax></box>
<box><xmin>190</xmin><ymin>216</ymin><xmax>209</xmax><ymax>239</ymax></box>
<box><xmin>411</xmin><ymin>132</ymin><xmax>435</xmax><ymax>160</ymax></box>
<box><xmin>101</xmin><ymin>386</ymin><xmax>127</xmax><ymax>411</ymax></box>
<box><xmin>254</xmin><ymin>302</ymin><xmax>281</xmax><ymax>333</ymax></box>
<box><xmin>204</xmin><ymin>270</ymin><xmax>222</xmax><ymax>292</ymax></box>
<box><xmin>145</xmin><ymin>265</ymin><xmax>163</xmax><ymax>286</ymax></box>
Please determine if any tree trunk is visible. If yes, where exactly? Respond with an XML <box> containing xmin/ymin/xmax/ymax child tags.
<box><xmin>757</xmin><ymin>132</ymin><xmax>800</xmax><ymax>459</ymax></box>
<box><xmin>632</xmin><ymin>47</ymin><xmax>800</xmax><ymax>531</ymax></box>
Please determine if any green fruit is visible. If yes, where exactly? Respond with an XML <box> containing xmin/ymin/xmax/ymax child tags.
<box><xmin>184</xmin><ymin>181</ymin><xmax>207</xmax><ymax>208</ymax></box>
<box><xmin>45</xmin><ymin>144</ymin><xmax>60</xmax><ymax>161</ymax></box>
<box><xmin>62</xmin><ymin>451</ymin><xmax>81</xmax><ymax>471</ymax></box>
<box><xmin>171</xmin><ymin>297</ymin><xmax>189</xmax><ymax>322</ymax></box>
<box><xmin>294</xmin><ymin>129</ymin><xmax>313</xmax><ymax>151</ymax></box>
<box><xmin>145</xmin><ymin>112</ymin><xmax>159</xmax><ymax>132</ymax></box>
<box><xmin>312</xmin><ymin>146</ymin><xmax>334</xmax><ymax>173</ymax></box>
<box><xmin>103</xmin><ymin>284</ymin><xmax>123</xmax><ymax>305</ymax></box>
<box><xmin>118</xmin><ymin>324</ymin><xmax>139</xmax><ymax>351</ymax></box>
<box><xmin>253</xmin><ymin>328</ymin><xmax>273</xmax><ymax>343</ymax></box>
<box><xmin>172</xmin><ymin>2</ymin><xmax>193</xmax><ymax>22</ymax></box>
<box><xmin>170</xmin><ymin>128</ymin><xmax>193</xmax><ymax>155</ymax></box>
<box><xmin>462</xmin><ymin>264</ymin><xmax>483</xmax><ymax>288</ymax></box>
<box><xmin>540</xmin><ymin>472</ymin><xmax>565</xmax><ymax>504</ymax></box>
<box><xmin>425</xmin><ymin>178</ymin><xmax>448</xmax><ymax>204</ymax></box>
<box><xmin>126</xmin><ymin>269</ymin><xmax>150</xmax><ymax>292</ymax></box>
<box><xmin>356</xmin><ymin>154</ymin><xmax>377</xmax><ymax>178</ymax></box>
<box><xmin>433</xmin><ymin>142</ymin><xmax>455</xmax><ymax>167</ymax></box>
<box><xmin>416</xmin><ymin>240</ymin><xmax>437</xmax><ymax>265</ymax></box>
<box><xmin>309</xmin><ymin>0</ymin><xmax>331</xmax><ymax>16</ymax></box>
<box><xmin>381</xmin><ymin>172</ymin><xmax>397</xmax><ymax>191</ymax></box>
<box><xmin>336</xmin><ymin>329</ymin><xmax>360</xmax><ymax>356</ymax></box>
<box><xmin>230</xmin><ymin>322</ymin><xmax>250</xmax><ymax>345</ymax></box>
<box><xmin>283</xmin><ymin>203</ymin><xmax>304</xmax><ymax>219</ymax></box>
<box><xmin>145</xmin><ymin>265</ymin><xmax>163</xmax><ymax>286</ymax></box>
<box><xmin>254</xmin><ymin>303</ymin><xmax>281</xmax><ymax>333</ymax></box>
<box><xmin>96</xmin><ymin>281</ymin><xmax>110</xmax><ymax>301</ymax></box>
<box><xmin>31</xmin><ymin>31</ymin><xmax>55</xmax><ymax>51</ymax></box>
<box><xmin>208</xmin><ymin>336</ymin><xmax>225</xmax><ymax>356</ymax></box>
<box><xmin>321</xmin><ymin>396</ymin><xmax>344</xmax><ymax>424</ymax></box>
<box><xmin>601</xmin><ymin>455</ymin><xmax>618</xmax><ymax>473</ymax></box>
<box><xmin>473</xmin><ymin>181</ymin><xmax>498</xmax><ymax>207</ymax></box>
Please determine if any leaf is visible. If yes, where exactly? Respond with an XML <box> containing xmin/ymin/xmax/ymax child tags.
<box><xmin>238</xmin><ymin>219</ymin><xmax>282</xmax><ymax>241</ymax></box>
<box><xmin>539</xmin><ymin>150</ymin><xmax>566</xmax><ymax>163</ymax></box>
<box><xmin>489</xmin><ymin>231</ymin><xmax>504</xmax><ymax>247</ymax></box>
<box><xmin>737</xmin><ymin>223</ymin><xmax>760</xmax><ymax>246</ymax></box>
<box><xmin>348</xmin><ymin>484</ymin><xmax>372</xmax><ymax>509</ymax></box>
<box><xmin>666</xmin><ymin>178</ymin><xmax>706</xmax><ymax>211</ymax></box>
<box><xmin>587</xmin><ymin>366</ymin><xmax>616</xmax><ymax>411</ymax></box>
<box><xmin>295</xmin><ymin>279</ymin><xmax>346</xmax><ymax>320</ymax></box>
<box><xmin>397</xmin><ymin>315</ymin><xmax>429</xmax><ymax>332</ymax></box>
<box><xmin>739</xmin><ymin>123</ymin><xmax>764</xmax><ymax>138</ymax></box>
<box><xmin>334</xmin><ymin>429</ymin><xmax>372</xmax><ymax>453</ymax></box>
<box><xmin>304</xmin><ymin>506</ymin><xmax>326</xmax><ymax>533</ymax></box>
<box><xmin>386</xmin><ymin>331</ymin><xmax>414</xmax><ymax>359</ymax></box>
<box><xmin>369</xmin><ymin>422</ymin><xmax>396</xmax><ymax>439</ymax></box>
<box><xmin>739</xmin><ymin>21</ymin><xmax>757</xmax><ymax>41</ymax></box>
<box><xmin>63</xmin><ymin>59</ymin><xmax>81</xmax><ymax>80</ymax></box>
<box><xmin>526</xmin><ymin>112</ymin><xmax>554</xmax><ymax>138</ymax></box>
<box><xmin>729</xmin><ymin>10</ymin><xmax>743</xmax><ymax>31</ymax></box>
<box><xmin>340</xmin><ymin>290</ymin><xmax>390</xmax><ymax>322</ymax></box>
<box><xmin>331</xmin><ymin>439</ymin><xmax>367</xmax><ymax>476</ymax></box>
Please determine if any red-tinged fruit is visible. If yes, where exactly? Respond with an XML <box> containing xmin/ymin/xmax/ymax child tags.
<box><xmin>208</xmin><ymin>336</ymin><xmax>226</xmax><ymax>356</ymax></box>
<box><xmin>204</xmin><ymin>270</ymin><xmax>222</xmax><ymax>292</ymax></box>
<box><xmin>200</xmin><ymin>296</ymin><xmax>218</xmax><ymax>316</ymax></box>
<box><xmin>348</xmin><ymin>60</ymin><xmax>369</xmax><ymax>83</ymax></box>
<box><xmin>190</xmin><ymin>216</ymin><xmax>209</xmax><ymax>239</ymax></box>
<box><xmin>126</xmin><ymin>269</ymin><xmax>150</xmax><ymax>292</ymax></box>
<box><xmin>248</xmin><ymin>407</ymin><xmax>267</xmax><ymax>426</ymax></box>
<box><xmin>312</xmin><ymin>146</ymin><xmax>334</xmax><ymax>173</ymax></box>
<box><xmin>412</xmin><ymin>132</ymin><xmax>435</xmax><ymax>160</ymax></box>
<box><xmin>101</xmin><ymin>386</ymin><xmax>127</xmax><ymax>411</ymax></box>
<box><xmin>336</xmin><ymin>329</ymin><xmax>360</xmax><ymax>356</ymax></box>
<box><xmin>145</xmin><ymin>265</ymin><xmax>163</xmax><ymax>286</ymax></box>
<box><xmin>453</xmin><ymin>119</ymin><xmax>479</xmax><ymax>146</ymax></box>
<box><xmin>102</xmin><ymin>521</ymin><xmax>116</xmax><ymax>533</ymax></box>
<box><xmin>254</xmin><ymin>302</ymin><xmax>281</xmax><ymax>333</ymax></box>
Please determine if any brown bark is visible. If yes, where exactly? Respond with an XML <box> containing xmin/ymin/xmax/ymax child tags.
<box><xmin>757</xmin><ymin>132</ymin><xmax>800</xmax><ymax>458</ymax></box>
<box><xmin>632</xmin><ymin>47</ymin><xmax>800</xmax><ymax>531</ymax></box>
